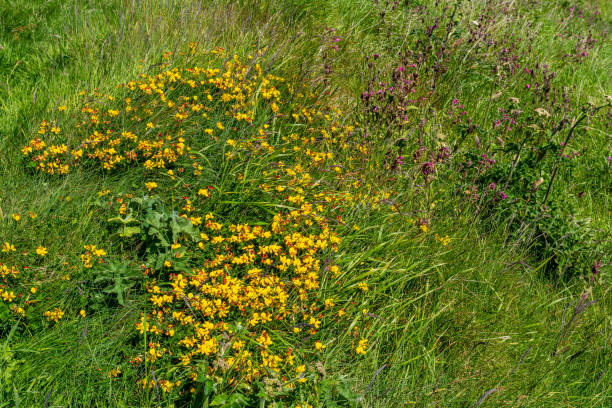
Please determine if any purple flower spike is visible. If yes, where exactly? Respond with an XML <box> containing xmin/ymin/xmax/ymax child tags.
<box><xmin>421</xmin><ymin>161</ymin><xmax>435</xmax><ymax>176</ymax></box>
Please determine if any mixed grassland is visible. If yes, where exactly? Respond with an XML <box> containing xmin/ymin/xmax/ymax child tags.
<box><xmin>0</xmin><ymin>0</ymin><xmax>611</xmax><ymax>407</ymax></box>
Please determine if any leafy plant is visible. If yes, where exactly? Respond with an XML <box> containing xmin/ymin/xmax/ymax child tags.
<box><xmin>91</xmin><ymin>260</ymin><xmax>141</xmax><ymax>306</ymax></box>
<box><xmin>109</xmin><ymin>196</ymin><xmax>200</xmax><ymax>275</ymax></box>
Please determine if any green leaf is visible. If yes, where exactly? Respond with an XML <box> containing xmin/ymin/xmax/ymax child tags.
<box><xmin>103</xmin><ymin>277</ymin><xmax>134</xmax><ymax>305</ymax></box>
<box><xmin>203</xmin><ymin>379</ymin><xmax>214</xmax><ymax>396</ymax></box>
<box><xmin>210</xmin><ymin>394</ymin><xmax>229</xmax><ymax>406</ymax></box>
<box><xmin>170</xmin><ymin>214</ymin><xmax>200</xmax><ymax>242</ymax></box>
<box><xmin>144</xmin><ymin>211</ymin><xmax>165</xmax><ymax>231</ymax></box>
<box><xmin>121</xmin><ymin>226</ymin><xmax>141</xmax><ymax>238</ymax></box>
<box><xmin>0</xmin><ymin>303</ymin><xmax>9</xmax><ymax>322</ymax></box>
<box><xmin>107</xmin><ymin>213</ymin><xmax>138</xmax><ymax>224</ymax></box>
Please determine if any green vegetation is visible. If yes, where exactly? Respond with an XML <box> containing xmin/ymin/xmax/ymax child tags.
<box><xmin>0</xmin><ymin>0</ymin><xmax>610</xmax><ymax>406</ymax></box>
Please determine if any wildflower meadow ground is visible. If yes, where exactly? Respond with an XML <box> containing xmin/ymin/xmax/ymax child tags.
<box><xmin>0</xmin><ymin>0</ymin><xmax>610</xmax><ymax>407</ymax></box>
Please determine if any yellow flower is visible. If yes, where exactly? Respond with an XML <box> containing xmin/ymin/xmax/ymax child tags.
<box><xmin>216</xmin><ymin>122</ymin><xmax>224</xmax><ymax>130</ymax></box>
<box><xmin>164</xmin><ymin>260</ymin><xmax>172</xmax><ymax>268</ymax></box>
<box><xmin>44</xmin><ymin>308</ymin><xmax>65</xmax><ymax>322</ymax></box>
<box><xmin>30</xmin><ymin>287</ymin><xmax>37</xmax><ymax>294</ymax></box>
<box><xmin>2</xmin><ymin>242</ymin><xmax>16</xmax><ymax>252</ymax></box>
<box><xmin>108</xmin><ymin>366</ymin><xmax>121</xmax><ymax>378</ymax></box>
<box><xmin>11</xmin><ymin>213</ymin><xmax>21</xmax><ymax>221</ymax></box>
<box><xmin>296</xmin><ymin>364</ymin><xmax>307</xmax><ymax>383</ymax></box>
<box><xmin>434</xmin><ymin>234</ymin><xmax>451</xmax><ymax>246</ymax></box>
<box><xmin>145</xmin><ymin>182</ymin><xmax>158</xmax><ymax>191</ymax></box>
<box><xmin>36</xmin><ymin>246</ymin><xmax>48</xmax><ymax>256</ymax></box>
<box><xmin>197</xmin><ymin>189</ymin><xmax>210</xmax><ymax>198</ymax></box>
<box><xmin>356</xmin><ymin>338</ymin><xmax>368</xmax><ymax>355</ymax></box>
<box><xmin>358</xmin><ymin>282</ymin><xmax>369</xmax><ymax>292</ymax></box>
<box><xmin>1</xmin><ymin>291</ymin><xmax>16</xmax><ymax>302</ymax></box>
<box><xmin>58</xmin><ymin>105</ymin><xmax>67</xmax><ymax>111</ymax></box>
<box><xmin>80</xmin><ymin>309</ymin><xmax>87</xmax><ymax>318</ymax></box>
<box><xmin>314</xmin><ymin>341</ymin><xmax>326</xmax><ymax>351</ymax></box>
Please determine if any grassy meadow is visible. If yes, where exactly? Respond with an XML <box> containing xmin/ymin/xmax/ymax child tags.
<box><xmin>0</xmin><ymin>0</ymin><xmax>611</xmax><ymax>406</ymax></box>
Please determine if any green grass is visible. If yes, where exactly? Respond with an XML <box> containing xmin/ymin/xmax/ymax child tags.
<box><xmin>0</xmin><ymin>0</ymin><xmax>610</xmax><ymax>406</ymax></box>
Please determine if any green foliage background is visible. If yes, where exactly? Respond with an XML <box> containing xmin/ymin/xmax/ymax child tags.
<box><xmin>0</xmin><ymin>0</ymin><xmax>610</xmax><ymax>406</ymax></box>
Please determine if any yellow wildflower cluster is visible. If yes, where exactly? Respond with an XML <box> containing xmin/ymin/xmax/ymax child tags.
<box><xmin>120</xmin><ymin>53</ymin><xmax>395</xmax><ymax>396</ymax></box>
<box><xmin>44</xmin><ymin>308</ymin><xmax>65</xmax><ymax>322</ymax></box>
<box><xmin>137</xmin><ymin>206</ymin><xmax>343</xmax><ymax>391</ymax></box>
<box><xmin>36</xmin><ymin>245</ymin><xmax>48</xmax><ymax>256</ymax></box>
<box><xmin>1</xmin><ymin>290</ymin><xmax>16</xmax><ymax>303</ymax></box>
<box><xmin>2</xmin><ymin>242</ymin><xmax>16</xmax><ymax>252</ymax></box>
<box><xmin>80</xmin><ymin>245</ymin><xmax>107</xmax><ymax>268</ymax></box>
<box><xmin>13</xmin><ymin>48</ymin><xmax>402</xmax><ymax>400</ymax></box>
<box><xmin>22</xmin><ymin>50</ymin><xmax>284</xmax><ymax>176</ymax></box>
<box><xmin>107</xmin><ymin>366</ymin><xmax>122</xmax><ymax>378</ymax></box>
<box><xmin>0</xmin><ymin>261</ymin><xmax>24</xmax><ymax>318</ymax></box>
<box><xmin>434</xmin><ymin>233</ymin><xmax>451</xmax><ymax>246</ymax></box>
<box><xmin>145</xmin><ymin>181</ymin><xmax>158</xmax><ymax>192</ymax></box>
<box><xmin>355</xmin><ymin>338</ymin><xmax>368</xmax><ymax>355</ymax></box>
<box><xmin>0</xmin><ymin>264</ymin><xmax>19</xmax><ymax>279</ymax></box>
